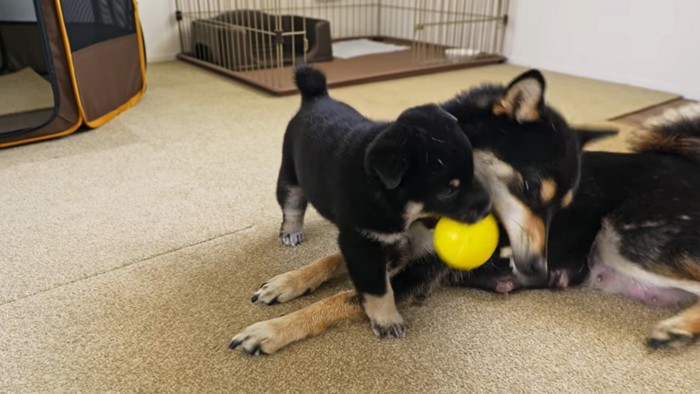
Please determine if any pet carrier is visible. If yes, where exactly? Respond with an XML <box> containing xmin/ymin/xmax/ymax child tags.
<box><xmin>176</xmin><ymin>0</ymin><xmax>509</xmax><ymax>95</ymax></box>
<box><xmin>0</xmin><ymin>0</ymin><xmax>146</xmax><ymax>148</ymax></box>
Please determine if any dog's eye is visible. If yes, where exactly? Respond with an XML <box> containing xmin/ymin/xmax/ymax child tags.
<box><xmin>438</xmin><ymin>185</ymin><xmax>459</xmax><ymax>199</ymax></box>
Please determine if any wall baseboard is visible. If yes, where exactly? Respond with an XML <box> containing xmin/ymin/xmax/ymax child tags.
<box><xmin>147</xmin><ymin>53</ymin><xmax>178</xmax><ymax>63</ymax></box>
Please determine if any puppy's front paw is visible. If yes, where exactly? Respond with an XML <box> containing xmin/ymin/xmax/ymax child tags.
<box><xmin>229</xmin><ymin>319</ymin><xmax>288</xmax><ymax>355</ymax></box>
<box><xmin>370</xmin><ymin>315</ymin><xmax>407</xmax><ymax>339</ymax></box>
<box><xmin>251</xmin><ymin>272</ymin><xmax>314</xmax><ymax>305</ymax></box>
<box><xmin>280</xmin><ymin>231</ymin><xmax>304</xmax><ymax>246</ymax></box>
<box><xmin>647</xmin><ymin>319</ymin><xmax>696</xmax><ymax>350</ymax></box>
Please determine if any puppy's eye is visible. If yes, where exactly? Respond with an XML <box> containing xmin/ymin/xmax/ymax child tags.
<box><xmin>438</xmin><ymin>185</ymin><xmax>459</xmax><ymax>199</ymax></box>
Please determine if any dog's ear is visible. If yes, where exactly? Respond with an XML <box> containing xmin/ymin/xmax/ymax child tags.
<box><xmin>574</xmin><ymin>128</ymin><xmax>618</xmax><ymax>147</ymax></box>
<box><xmin>365</xmin><ymin>127</ymin><xmax>410</xmax><ymax>190</ymax></box>
<box><xmin>494</xmin><ymin>69</ymin><xmax>545</xmax><ymax>123</ymax></box>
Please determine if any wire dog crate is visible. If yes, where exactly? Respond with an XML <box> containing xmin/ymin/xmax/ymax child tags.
<box><xmin>175</xmin><ymin>0</ymin><xmax>509</xmax><ymax>95</ymax></box>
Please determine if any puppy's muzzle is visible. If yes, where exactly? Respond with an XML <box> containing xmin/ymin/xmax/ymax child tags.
<box><xmin>459</xmin><ymin>198</ymin><xmax>492</xmax><ymax>224</ymax></box>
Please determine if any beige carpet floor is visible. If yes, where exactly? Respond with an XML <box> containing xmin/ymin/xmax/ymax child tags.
<box><xmin>1</xmin><ymin>61</ymin><xmax>697</xmax><ymax>393</ymax></box>
<box><xmin>0</xmin><ymin>68</ymin><xmax>54</xmax><ymax>116</ymax></box>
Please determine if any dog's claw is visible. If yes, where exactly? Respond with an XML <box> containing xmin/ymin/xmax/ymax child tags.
<box><xmin>251</xmin><ymin>270</ymin><xmax>315</xmax><ymax>305</ymax></box>
<box><xmin>647</xmin><ymin>332</ymin><xmax>695</xmax><ymax>350</ymax></box>
<box><xmin>230</xmin><ymin>319</ymin><xmax>288</xmax><ymax>355</ymax></box>
<box><xmin>371</xmin><ymin>321</ymin><xmax>407</xmax><ymax>339</ymax></box>
<box><xmin>280</xmin><ymin>232</ymin><xmax>304</xmax><ymax>246</ymax></box>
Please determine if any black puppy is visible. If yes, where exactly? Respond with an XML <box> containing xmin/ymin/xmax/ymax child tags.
<box><xmin>273</xmin><ymin>66</ymin><xmax>491</xmax><ymax>338</ymax></box>
<box><xmin>230</xmin><ymin>69</ymin><xmax>597</xmax><ymax>356</ymax></box>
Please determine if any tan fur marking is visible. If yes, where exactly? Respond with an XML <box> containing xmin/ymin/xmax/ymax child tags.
<box><xmin>680</xmin><ymin>257</ymin><xmax>700</xmax><ymax>281</ymax></box>
<box><xmin>651</xmin><ymin>264</ymin><xmax>684</xmax><ymax>280</ymax></box>
<box><xmin>524</xmin><ymin>212</ymin><xmax>546</xmax><ymax>255</ymax></box>
<box><xmin>647</xmin><ymin>256</ymin><xmax>700</xmax><ymax>282</ymax></box>
<box><xmin>233</xmin><ymin>291</ymin><xmax>366</xmax><ymax>354</ymax></box>
<box><xmin>495</xmin><ymin>79</ymin><xmax>542</xmax><ymax>123</ymax></box>
<box><xmin>518</xmin><ymin>107</ymin><xmax>541</xmax><ymax>123</ymax></box>
<box><xmin>363</xmin><ymin>281</ymin><xmax>403</xmax><ymax>327</ymax></box>
<box><xmin>251</xmin><ymin>253</ymin><xmax>347</xmax><ymax>304</ymax></box>
<box><xmin>681</xmin><ymin>302</ymin><xmax>700</xmax><ymax>334</ymax></box>
<box><xmin>285</xmin><ymin>290</ymin><xmax>366</xmax><ymax>335</ymax></box>
<box><xmin>540</xmin><ymin>178</ymin><xmax>557</xmax><ymax>203</ymax></box>
<box><xmin>650</xmin><ymin>301</ymin><xmax>700</xmax><ymax>348</ymax></box>
<box><xmin>629</xmin><ymin>128</ymin><xmax>698</xmax><ymax>156</ymax></box>
<box><xmin>493</xmin><ymin>101</ymin><xmax>509</xmax><ymax>116</ymax></box>
<box><xmin>292</xmin><ymin>253</ymin><xmax>346</xmax><ymax>288</ymax></box>
<box><xmin>561</xmin><ymin>189</ymin><xmax>574</xmax><ymax>208</ymax></box>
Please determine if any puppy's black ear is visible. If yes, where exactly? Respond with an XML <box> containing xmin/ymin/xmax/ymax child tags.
<box><xmin>365</xmin><ymin>127</ymin><xmax>409</xmax><ymax>190</ymax></box>
<box><xmin>494</xmin><ymin>69</ymin><xmax>545</xmax><ymax>123</ymax></box>
<box><xmin>574</xmin><ymin>128</ymin><xmax>618</xmax><ymax>148</ymax></box>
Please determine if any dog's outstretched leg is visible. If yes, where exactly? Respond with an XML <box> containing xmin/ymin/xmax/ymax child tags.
<box><xmin>590</xmin><ymin>220</ymin><xmax>700</xmax><ymax>350</ymax></box>
<box><xmin>231</xmin><ymin>290</ymin><xmax>365</xmax><ymax>355</ymax></box>
<box><xmin>648</xmin><ymin>301</ymin><xmax>700</xmax><ymax>350</ymax></box>
<box><xmin>276</xmin><ymin>150</ymin><xmax>308</xmax><ymax>246</ymax></box>
<box><xmin>234</xmin><ymin>259</ymin><xmax>443</xmax><ymax>355</ymax></box>
<box><xmin>251</xmin><ymin>253</ymin><xmax>347</xmax><ymax>305</ymax></box>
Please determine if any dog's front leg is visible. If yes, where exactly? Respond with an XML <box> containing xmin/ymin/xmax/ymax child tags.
<box><xmin>231</xmin><ymin>290</ymin><xmax>365</xmax><ymax>355</ymax></box>
<box><xmin>339</xmin><ymin>230</ymin><xmax>407</xmax><ymax>339</ymax></box>
<box><xmin>251</xmin><ymin>252</ymin><xmax>347</xmax><ymax>305</ymax></box>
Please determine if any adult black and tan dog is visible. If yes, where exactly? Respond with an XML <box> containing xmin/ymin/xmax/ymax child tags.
<box><xmin>230</xmin><ymin>68</ymin><xmax>600</xmax><ymax>355</ymax></box>
<box><xmin>467</xmin><ymin>104</ymin><xmax>700</xmax><ymax>350</ymax></box>
<box><xmin>236</xmin><ymin>65</ymin><xmax>491</xmax><ymax>350</ymax></box>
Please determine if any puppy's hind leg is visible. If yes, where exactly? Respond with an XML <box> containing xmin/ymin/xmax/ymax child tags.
<box><xmin>276</xmin><ymin>155</ymin><xmax>308</xmax><ymax>246</ymax></box>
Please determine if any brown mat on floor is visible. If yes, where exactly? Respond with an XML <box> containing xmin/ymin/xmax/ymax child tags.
<box><xmin>179</xmin><ymin>49</ymin><xmax>507</xmax><ymax>95</ymax></box>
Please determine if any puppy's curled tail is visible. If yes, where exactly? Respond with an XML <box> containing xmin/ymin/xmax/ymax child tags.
<box><xmin>295</xmin><ymin>65</ymin><xmax>328</xmax><ymax>101</ymax></box>
<box><xmin>629</xmin><ymin>103</ymin><xmax>700</xmax><ymax>162</ymax></box>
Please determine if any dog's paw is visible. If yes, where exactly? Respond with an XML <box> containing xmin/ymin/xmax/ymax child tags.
<box><xmin>280</xmin><ymin>231</ymin><xmax>304</xmax><ymax>246</ymax></box>
<box><xmin>369</xmin><ymin>311</ymin><xmax>407</xmax><ymax>339</ymax></box>
<box><xmin>371</xmin><ymin>320</ymin><xmax>407</xmax><ymax>339</ymax></box>
<box><xmin>251</xmin><ymin>272</ymin><xmax>314</xmax><ymax>305</ymax></box>
<box><xmin>229</xmin><ymin>319</ymin><xmax>289</xmax><ymax>355</ymax></box>
<box><xmin>647</xmin><ymin>319</ymin><xmax>696</xmax><ymax>350</ymax></box>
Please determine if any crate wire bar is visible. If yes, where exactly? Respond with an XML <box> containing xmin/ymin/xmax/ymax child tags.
<box><xmin>175</xmin><ymin>0</ymin><xmax>509</xmax><ymax>94</ymax></box>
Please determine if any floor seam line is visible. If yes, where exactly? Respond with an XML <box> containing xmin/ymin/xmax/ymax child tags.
<box><xmin>0</xmin><ymin>225</ymin><xmax>255</xmax><ymax>307</ymax></box>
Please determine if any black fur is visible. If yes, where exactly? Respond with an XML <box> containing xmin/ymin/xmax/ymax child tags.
<box><xmin>441</xmin><ymin>70</ymin><xmax>603</xmax><ymax>277</ymax></box>
<box><xmin>462</xmin><ymin>105</ymin><xmax>700</xmax><ymax>319</ymax></box>
<box><xmin>277</xmin><ymin>65</ymin><xmax>491</xmax><ymax>334</ymax></box>
<box><xmin>386</xmin><ymin>70</ymin><xmax>605</xmax><ymax>298</ymax></box>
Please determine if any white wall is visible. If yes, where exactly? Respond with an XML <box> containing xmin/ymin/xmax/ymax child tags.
<box><xmin>137</xmin><ymin>0</ymin><xmax>180</xmax><ymax>62</ymax></box>
<box><xmin>0</xmin><ymin>1</ymin><xmax>37</xmax><ymax>21</ymax></box>
<box><xmin>505</xmin><ymin>0</ymin><xmax>700</xmax><ymax>100</ymax></box>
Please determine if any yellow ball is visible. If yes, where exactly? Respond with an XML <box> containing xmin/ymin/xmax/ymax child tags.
<box><xmin>433</xmin><ymin>214</ymin><xmax>499</xmax><ymax>270</ymax></box>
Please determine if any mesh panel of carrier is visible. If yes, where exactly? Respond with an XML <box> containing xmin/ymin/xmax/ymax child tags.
<box><xmin>60</xmin><ymin>0</ymin><xmax>136</xmax><ymax>51</ymax></box>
